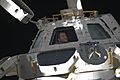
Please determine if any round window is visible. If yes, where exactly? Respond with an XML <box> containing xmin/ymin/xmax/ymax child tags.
<box><xmin>78</xmin><ymin>42</ymin><xmax>108</xmax><ymax>65</ymax></box>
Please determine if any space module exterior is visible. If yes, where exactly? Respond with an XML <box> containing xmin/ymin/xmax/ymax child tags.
<box><xmin>0</xmin><ymin>0</ymin><xmax>120</xmax><ymax>80</ymax></box>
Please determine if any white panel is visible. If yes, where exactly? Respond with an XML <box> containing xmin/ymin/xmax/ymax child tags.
<box><xmin>0</xmin><ymin>0</ymin><xmax>34</xmax><ymax>24</ymax></box>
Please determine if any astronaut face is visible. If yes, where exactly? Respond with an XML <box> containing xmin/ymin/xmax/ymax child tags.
<box><xmin>58</xmin><ymin>32</ymin><xmax>68</xmax><ymax>44</ymax></box>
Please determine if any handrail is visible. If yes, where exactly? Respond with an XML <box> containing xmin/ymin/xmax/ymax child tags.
<box><xmin>40</xmin><ymin>10</ymin><xmax>98</xmax><ymax>23</ymax></box>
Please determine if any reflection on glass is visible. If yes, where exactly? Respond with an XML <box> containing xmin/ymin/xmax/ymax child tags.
<box><xmin>37</xmin><ymin>48</ymin><xmax>75</xmax><ymax>66</ymax></box>
<box><xmin>87</xmin><ymin>23</ymin><xmax>111</xmax><ymax>40</ymax></box>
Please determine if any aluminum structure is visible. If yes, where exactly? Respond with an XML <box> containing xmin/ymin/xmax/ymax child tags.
<box><xmin>0</xmin><ymin>0</ymin><xmax>120</xmax><ymax>80</ymax></box>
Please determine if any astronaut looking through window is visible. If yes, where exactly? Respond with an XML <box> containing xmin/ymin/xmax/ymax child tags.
<box><xmin>56</xmin><ymin>32</ymin><xmax>69</xmax><ymax>44</ymax></box>
<box><xmin>50</xmin><ymin>26</ymin><xmax>78</xmax><ymax>45</ymax></box>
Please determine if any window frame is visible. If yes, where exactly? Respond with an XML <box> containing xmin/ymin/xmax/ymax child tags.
<box><xmin>49</xmin><ymin>26</ymin><xmax>78</xmax><ymax>45</ymax></box>
<box><xmin>87</xmin><ymin>23</ymin><xmax>111</xmax><ymax>40</ymax></box>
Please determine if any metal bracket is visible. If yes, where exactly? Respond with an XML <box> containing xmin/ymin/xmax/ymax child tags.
<box><xmin>0</xmin><ymin>0</ymin><xmax>34</xmax><ymax>24</ymax></box>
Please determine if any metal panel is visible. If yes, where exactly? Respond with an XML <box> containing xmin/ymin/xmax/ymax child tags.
<box><xmin>66</xmin><ymin>0</ymin><xmax>82</xmax><ymax>10</ymax></box>
<box><xmin>0</xmin><ymin>0</ymin><xmax>34</xmax><ymax>24</ymax></box>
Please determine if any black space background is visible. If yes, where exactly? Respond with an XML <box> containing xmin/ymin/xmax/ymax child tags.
<box><xmin>0</xmin><ymin>0</ymin><xmax>120</xmax><ymax>80</ymax></box>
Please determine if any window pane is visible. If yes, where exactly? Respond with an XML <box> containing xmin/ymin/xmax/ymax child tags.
<box><xmin>37</xmin><ymin>48</ymin><xmax>75</xmax><ymax>66</ymax></box>
<box><xmin>50</xmin><ymin>27</ymin><xmax>78</xmax><ymax>45</ymax></box>
<box><xmin>87</xmin><ymin>23</ymin><xmax>111</xmax><ymax>40</ymax></box>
